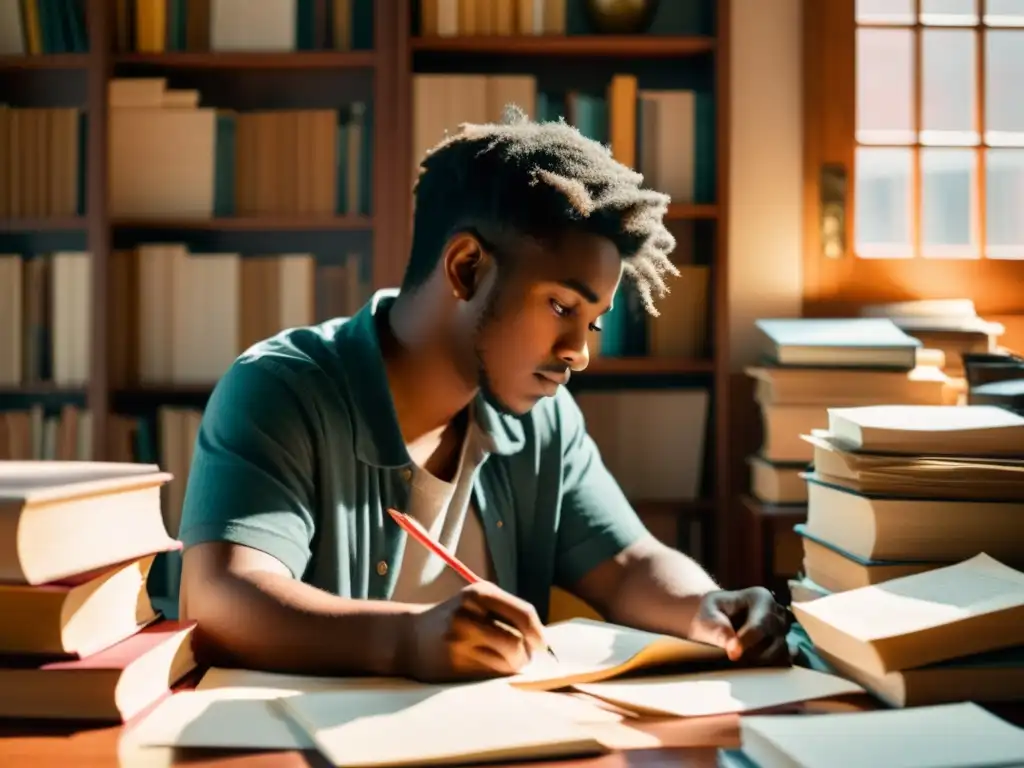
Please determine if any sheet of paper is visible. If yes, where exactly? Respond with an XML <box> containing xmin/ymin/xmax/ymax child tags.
<box><xmin>740</xmin><ymin>701</ymin><xmax>1024</xmax><ymax>768</ymax></box>
<box><xmin>196</xmin><ymin>666</ymin><xmax>423</xmax><ymax>693</ymax></box>
<box><xmin>573</xmin><ymin>667</ymin><xmax>864</xmax><ymax>718</ymax></box>
<box><xmin>278</xmin><ymin>684</ymin><xmax>608</xmax><ymax>767</ymax></box>
<box><xmin>121</xmin><ymin>688</ymin><xmax>315</xmax><ymax>750</ymax></box>
<box><xmin>126</xmin><ymin>673</ymin><xmax>620</xmax><ymax>751</ymax></box>
<box><xmin>511</xmin><ymin>618</ymin><xmax>723</xmax><ymax>687</ymax></box>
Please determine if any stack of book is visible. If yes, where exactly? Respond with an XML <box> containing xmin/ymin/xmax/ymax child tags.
<box><xmin>0</xmin><ymin>461</ymin><xmax>197</xmax><ymax>722</ymax></box>
<box><xmin>794</xmin><ymin>404</ymin><xmax>1024</xmax><ymax>598</ymax></box>
<box><xmin>745</xmin><ymin>318</ymin><xmax>947</xmax><ymax>509</ymax></box>
<box><xmin>786</xmin><ymin>404</ymin><xmax>1024</xmax><ymax>707</ymax></box>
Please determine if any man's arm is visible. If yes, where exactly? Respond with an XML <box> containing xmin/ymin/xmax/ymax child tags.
<box><xmin>551</xmin><ymin>391</ymin><xmax>787</xmax><ymax>661</ymax></box>
<box><xmin>177</xmin><ymin>360</ymin><xmax>418</xmax><ymax>677</ymax></box>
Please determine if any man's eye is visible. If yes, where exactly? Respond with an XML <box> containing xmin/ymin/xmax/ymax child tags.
<box><xmin>550</xmin><ymin>299</ymin><xmax>571</xmax><ymax>317</ymax></box>
<box><xmin>589</xmin><ymin>323</ymin><xmax>603</xmax><ymax>333</ymax></box>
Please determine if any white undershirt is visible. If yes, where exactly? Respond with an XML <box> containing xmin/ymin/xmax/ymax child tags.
<box><xmin>389</xmin><ymin>412</ymin><xmax>494</xmax><ymax>604</ymax></box>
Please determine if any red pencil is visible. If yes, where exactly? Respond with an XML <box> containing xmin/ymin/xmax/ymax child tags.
<box><xmin>387</xmin><ymin>507</ymin><xmax>481</xmax><ymax>584</ymax></box>
<box><xmin>386</xmin><ymin>507</ymin><xmax>558</xmax><ymax>661</ymax></box>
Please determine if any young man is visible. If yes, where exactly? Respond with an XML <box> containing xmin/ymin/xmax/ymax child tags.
<box><xmin>178</xmin><ymin>108</ymin><xmax>789</xmax><ymax>682</ymax></box>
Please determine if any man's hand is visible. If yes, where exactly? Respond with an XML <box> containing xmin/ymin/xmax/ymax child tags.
<box><xmin>399</xmin><ymin>582</ymin><xmax>548</xmax><ymax>682</ymax></box>
<box><xmin>688</xmin><ymin>587</ymin><xmax>791</xmax><ymax>665</ymax></box>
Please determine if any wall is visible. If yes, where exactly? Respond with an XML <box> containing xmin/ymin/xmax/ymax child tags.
<box><xmin>728</xmin><ymin>0</ymin><xmax>804</xmax><ymax>369</ymax></box>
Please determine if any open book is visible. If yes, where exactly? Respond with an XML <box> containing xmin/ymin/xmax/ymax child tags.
<box><xmin>510</xmin><ymin>617</ymin><xmax>726</xmax><ymax>690</ymax></box>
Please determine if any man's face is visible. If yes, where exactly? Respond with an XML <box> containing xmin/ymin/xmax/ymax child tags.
<box><xmin>466</xmin><ymin>231</ymin><xmax>623</xmax><ymax>416</ymax></box>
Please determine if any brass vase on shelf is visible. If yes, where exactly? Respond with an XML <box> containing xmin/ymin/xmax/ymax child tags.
<box><xmin>583</xmin><ymin>0</ymin><xmax>661</xmax><ymax>34</ymax></box>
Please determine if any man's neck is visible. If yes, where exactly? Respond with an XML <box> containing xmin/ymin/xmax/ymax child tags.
<box><xmin>379</xmin><ymin>294</ymin><xmax>477</xmax><ymax>446</ymax></box>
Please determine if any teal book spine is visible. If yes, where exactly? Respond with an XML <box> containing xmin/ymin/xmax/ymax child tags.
<box><xmin>336</xmin><ymin>116</ymin><xmax>349</xmax><ymax>214</ymax></box>
<box><xmin>358</xmin><ymin>101</ymin><xmax>373</xmax><ymax>215</ymax></box>
<box><xmin>296</xmin><ymin>0</ymin><xmax>315</xmax><ymax>49</ymax></box>
<box><xmin>352</xmin><ymin>0</ymin><xmax>373</xmax><ymax>49</ymax></box>
<box><xmin>213</xmin><ymin>113</ymin><xmax>236</xmax><ymax>216</ymax></box>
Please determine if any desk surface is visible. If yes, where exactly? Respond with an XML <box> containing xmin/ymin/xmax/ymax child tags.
<box><xmin>2</xmin><ymin>695</ymin><xmax>1022</xmax><ymax>767</ymax></box>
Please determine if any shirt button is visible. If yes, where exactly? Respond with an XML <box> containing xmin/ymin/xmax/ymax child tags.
<box><xmin>401</xmin><ymin>467</ymin><xmax>413</xmax><ymax>482</ymax></box>
<box><xmin>376</xmin><ymin>560</ymin><xmax>388</xmax><ymax>576</ymax></box>
<box><xmin>496</xmin><ymin>520</ymin><xmax>504</xmax><ymax>529</ymax></box>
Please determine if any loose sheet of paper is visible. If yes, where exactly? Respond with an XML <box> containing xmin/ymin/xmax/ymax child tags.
<box><xmin>574</xmin><ymin>667</ymin><xmax>864</xmax><ymax>718</ymax></box>
<box><xmin>277</xmin><ymin>684</ymin><xmax>608</xmax><ymax>768</ymax></box>
<box><xmin>123</xmin><ymin>670</ymin><xmax>621</xmax><ymax>751</ymax></box>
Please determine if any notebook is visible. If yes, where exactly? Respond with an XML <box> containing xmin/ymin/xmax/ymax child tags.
<box><xmin>510</xmin><ymin>617</ymin><xmax>726</xmax><ymax>690</ymax></box>
<box><xmin>737</xmin><ymin>701</ymin><xmax>1024</xmax><ymax>768</ymax></box>
<box><xmin>276</xmin><ymin>684</ymin><xmax>609</xmax><ymax>767</ymax></box>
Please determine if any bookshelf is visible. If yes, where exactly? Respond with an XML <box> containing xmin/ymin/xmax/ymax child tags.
<box><xmin>0</xmin><ymin>0</ymin><xmax>734</xmax><ymax>581</ymax></box>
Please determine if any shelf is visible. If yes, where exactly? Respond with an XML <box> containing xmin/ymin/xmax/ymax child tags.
<box><xmin>114</xmin><ymin>51</ymin><xmax>376</xmax><ymax>70</ymax></box>
<box><xmin>0</xmin><ymin>384</ymin><xmax>87</xmax><ymax>397</ymax></box>
<box><xmin>582</xmin><ymin>357</ymin><xmax>715</xmax><ymax>375</ymax></box>
<box><xmin>666</xmin><ymin>204</ymin><xmax>717</xmax><ymax>221</ymax></box>
<box><xmin>0</xmin><ymin>54</ymin><xmax>89</xmax><ymax>70</ymax></box>
<box><xmin>0</xmin><ymin>217</ymin><xmax>87</xmax><ymax>232</ymax></box>
<box><xmin>411</xmin><ymin>35</ymin><xmax>715</xmax><ymax>57</ymax></box>
<box><xmin>112</xmin><ymin>215</ymin><xmax>373</xmax><ymax>231</ymax></box>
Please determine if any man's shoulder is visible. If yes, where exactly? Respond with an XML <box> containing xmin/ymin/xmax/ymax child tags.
<box><xmin>214</xmin><ymin>319</ymin><xmax>359</xmax><ymax>408</ymax></box>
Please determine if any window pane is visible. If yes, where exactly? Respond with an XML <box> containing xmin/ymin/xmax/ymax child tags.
<box><xmin>986</xmin><ymin>149</ymin><xmax>1024</xmax><ymax>258</ymax></box>
<box><xmin>921</xmin><ymin>0</ymin><xmax>979</xmax><ymax>25</ymax></box>
<box><xmin>922</xmin><ymin>30</ymin><xmax>978</xmax><ymax>145</ymax></box>
<box><xmin>921</xmin><ymin>149</ymin><xmax>978</xmax><ymax>258</ymax></box>
<box><xmin>985</xmin><ymin>31</ymin><xmax>1024</xmax><ymax>145</ymax></box>
<box><xmin>857</xmin><ymin>29</ymin><xmax>915</xmax><ymax>144</ymax></box>
<box><xmin>857</xmin><ymin>0</ymin><xmax>915</xmax><ymax>24</ymax></box>
<box><xmin>985</xmin><ymin>0</ymin><xmax>1024</xmax><ymax>26</ymax></box>
<box><xmin>855</xmin><ymin>147</ymin><xmax>914</xmax><ymax>258</ymax></box>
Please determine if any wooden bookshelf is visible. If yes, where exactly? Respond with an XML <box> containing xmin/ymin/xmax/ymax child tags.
<box><xmin>110</xmin><ymin>216</ymin><xmax>374</xmax><ymax>231</ymax></box>
<box><xmin>409</xmin><ymin>34</ymin><xmax>715</xmax><ymax>56</ymax></box>
<box><xmin>0</xmin><ymin>54</ymin><xmax>89</xmax><ymax>70</ymax></box>
<box><xmin>0</xmin><ymin>218</ymin><xmax>87</xmax><ymax>232</ymax></box>
<box><xmin>0</xmin><ymin>0</ymin><xmax>734</xmax><ymax>579</ymax></box>
<box><xmin>113</xmin><ymin>51</ymin><xmax>376</xmax><ymax>69</ymax></box>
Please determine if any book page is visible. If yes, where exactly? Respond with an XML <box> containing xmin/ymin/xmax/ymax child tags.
<box><xmin>573</xmin><ymin>667</ymin><xmax>864</xmax><ymax>718</ymax></box>
<box><xmin>740</xmin><ymin>702</ymin><xmax>1024</xmax><ymax>768</ymax></box>
<box><xmin>510</xmin><ymin>618</ymin><xmax>724</xmax><ymax>690</ymax></box>
<box><xmin>792</xmin><ymin>554</ymin><xmax>1024</xmax><ymax>642</ymax></box>
<box><xmin>278</xmin><ymin>684</ymin><xmax>608</xmax><ymax>767</ymax></box>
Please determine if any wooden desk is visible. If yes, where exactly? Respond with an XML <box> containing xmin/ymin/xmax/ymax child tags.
<box><xmin>1</xmin><ymin>689</ymin><xmax>1020</xmax><ymax>767</ymax></box>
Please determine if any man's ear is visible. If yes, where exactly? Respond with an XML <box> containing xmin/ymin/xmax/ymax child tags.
<box><xmin>442</xmin><ymin>232</ymin><xmax>487</xmax><ymax>301</ymax></box>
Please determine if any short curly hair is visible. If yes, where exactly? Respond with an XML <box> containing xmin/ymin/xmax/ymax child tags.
<box><xmin>402</xmin><ymin>105</ymin><xmax>679</xmax><ymax>315</ymax></box>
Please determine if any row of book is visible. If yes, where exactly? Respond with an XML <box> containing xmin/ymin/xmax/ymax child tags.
<box><xmin>419</xmin><ymin>0</ymin><xmax>710</xmax><ymax>37</ymax></box>
<box><xmin>109</xmin><ymin>78</ymin><xmax>372</xmax><ymax>220</ymax></box>
<box><xmin>119</xmin><ymin>0</ymin><xmax>374</xmax><ymax>53</ymax></box>
<box><xmin>0</xmin><ymin>106</ymin><xmax>85</xmax><ymax>220</ymax></box>
<box><xmin>0</xmin><ymin>0</ymin><xmax>87</xmax><ymax>55</ymax></box>
<box><xmin>0</xmin><ymin>0</ymin><xmax>376</xmax><ymax>55</ymax></box>
<box><xmin>0</xmin><ymin>248</ymin><xmax>369</xmax><ymax>389</ymax></box>
<box><xmin>0</xmin><ymin>461</ymin><xmax>196</xmax><ymax>721</ymax></box>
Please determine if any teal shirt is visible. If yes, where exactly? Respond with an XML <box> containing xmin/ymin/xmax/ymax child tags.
<box><xmin>178</xmin><ymin>291</ymin><xmax>648</xmax><ymax>620</ymax></box>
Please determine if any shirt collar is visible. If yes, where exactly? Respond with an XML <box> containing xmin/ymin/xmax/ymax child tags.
<box><xmin>335</xmin><ymin>289</ymin><xmax>525</xmax><ymax>468</ymax></box>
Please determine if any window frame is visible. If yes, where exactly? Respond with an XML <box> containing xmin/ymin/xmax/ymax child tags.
<box><xmin>801</xmin><ymin>0</ymin><xmax>1024</xmax><ymax>318</ymax></box>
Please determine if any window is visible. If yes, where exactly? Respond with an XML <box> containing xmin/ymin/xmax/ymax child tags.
<box><xmin>803</xmin><ymin>0</ymin><xmax>1024</xmax><ymax>315</ymax></box>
